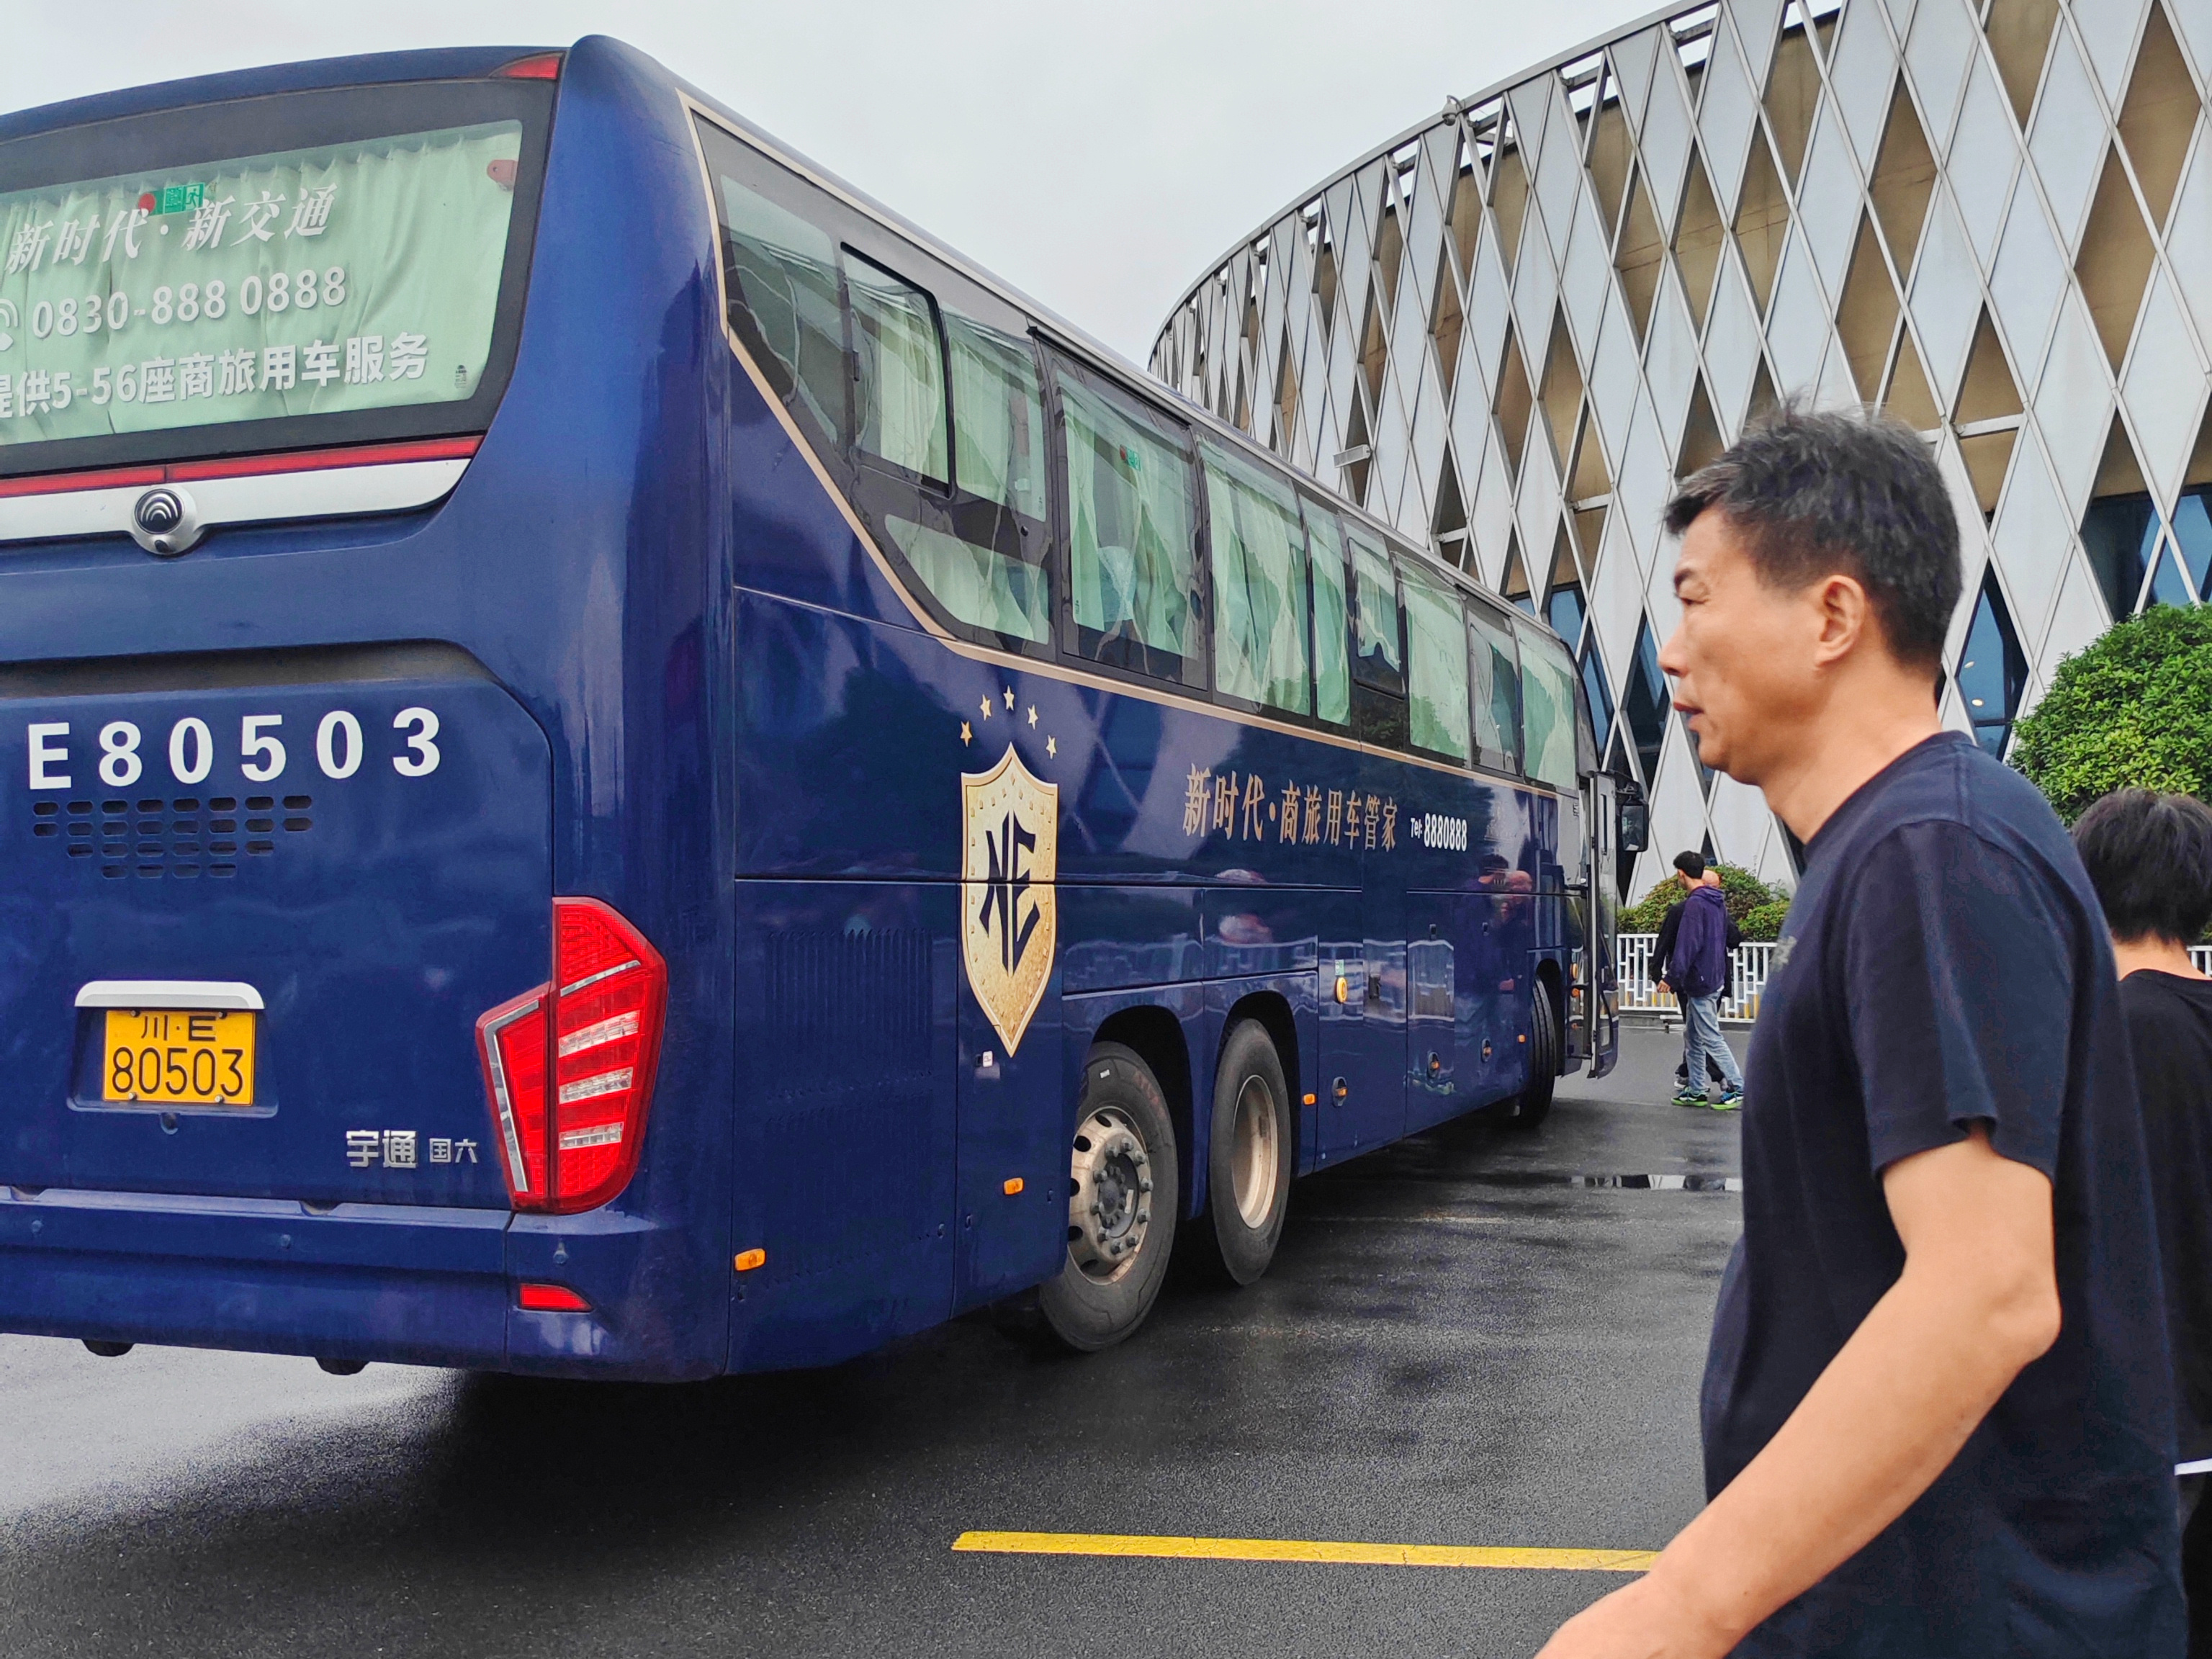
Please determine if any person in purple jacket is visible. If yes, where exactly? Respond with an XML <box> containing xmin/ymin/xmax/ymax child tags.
<box><xmin>1668</xmin><ymin>868</ymin><xmax>1744</xmax><ymax>1110</ymax></box>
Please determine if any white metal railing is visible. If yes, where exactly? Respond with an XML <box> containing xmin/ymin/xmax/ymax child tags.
<box><xmin>1617</xmin><ymin>934</ymin><xmax>1774</xmax><ymax>1025</ymax></box>
<box><xmin>1623</xmin><ymin>940</ymin><xmax>2212</xmax><ymax>1023</ymax></box>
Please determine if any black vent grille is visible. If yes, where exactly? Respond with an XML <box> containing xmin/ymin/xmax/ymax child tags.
<box><xmin>31</xmin><ymin>794</ymin><xmax>314</xmax><ymax>879</ymax></box>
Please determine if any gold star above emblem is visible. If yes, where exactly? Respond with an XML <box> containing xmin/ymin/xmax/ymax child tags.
<box><xmin>961</xmin><ymin>721</ymin><xmax>973</xmax><ymax>745</ymax></box>
<box><xmin>1003</xmin><ymin>687</ymin><xmax>1015</xmax><ymax>709</ymax></box>
<box><xmin>979</xmin><ymin>697</ymin><xmax>992</xmax><ymax>719</ymax></box>
<box><xmin>1027</xmin><ymin>705</ymin><xmax>1038</xmax><ymax>727</ymax></box>
<box><xmin>1046</xmin><ymin>736</ymin><xmax>1056</xmax><ymax>757</ymax></box>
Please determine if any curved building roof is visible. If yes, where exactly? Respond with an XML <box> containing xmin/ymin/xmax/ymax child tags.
<box><xmin>1151</xmin><ymin>0</ymin><xmax>2212</xmax><ymax>893</ymax></box>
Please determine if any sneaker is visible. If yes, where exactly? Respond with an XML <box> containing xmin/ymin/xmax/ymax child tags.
<box><xmin>1712</xmin><ymin>1090</ymin><xmax>1744</xmax><ymax>1112</ymax></box>
<box><xmin>1672</xmin><ymin>1087</ymin><xmax>1709</xmax><ymax>1107</ymax></box>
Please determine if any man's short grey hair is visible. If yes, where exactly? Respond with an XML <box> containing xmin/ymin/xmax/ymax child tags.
<box><xmin>1662</xmin><ymin>401</ymin><xmax>1961</xmax><ymax>670</ymax></box>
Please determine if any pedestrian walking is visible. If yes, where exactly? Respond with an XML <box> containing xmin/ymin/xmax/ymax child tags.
<box><xmin>1657</xmin><ymin>860</ymin><xmax>1744</xmax><ymax>1101</ymax></box>
<box><xmin>1658</xmin><ymin>866</ymin><xmax>1743</xmax><ymax>1110</ymax></box>
<box><xmin>2074</xmin><ymin>788</ymin><xmax>2212</xmax><ymax>1654</ymax></box>
<box><xmin>1537</xmin><ymin>404</ymin><xmax>2181</xmax><ymax>1657</ymax></box>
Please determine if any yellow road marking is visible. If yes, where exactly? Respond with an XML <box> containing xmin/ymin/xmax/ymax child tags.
<box><xmin>952</xmin><ymin>1532</ymin><xmax>1655</xmax><ymax>1573</ymax></box>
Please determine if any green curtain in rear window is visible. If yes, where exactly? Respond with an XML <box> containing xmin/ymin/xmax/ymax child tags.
<box><xmin>1516</xmin><ymin>624</ymin><xmax>1581</xmax><ymax>791</ymax></box>
<box><xmin>1305</xmin><ymin>504</ymin><xmax>1352</xmax><ymax>725</ymax></box>
<box><xmin>1058</xmin><ymin>368</ymin><xmax>1199</xmax><ymax>675</ymax></box>
<box><xmin>1203</xmin><ymin>443</ymin><xmax>1311</xmax><ymax>715</ymax></box>
<box><xmin>1401</xmin><ymin>560</ymin><xmax>1470</xmax><ymax>762</ymax></box>
<box><xmin>715</xmin><ymin>174</ymin><xmax>845</xmax><ymax>445</ymax></box>
<box><xmin>848</xmin><ymin>259</ymin><xmax>946</xmax><ymax>482</ymax></box>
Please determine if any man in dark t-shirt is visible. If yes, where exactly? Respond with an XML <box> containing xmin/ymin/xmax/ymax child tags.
<box><xmin>2074</xmin><ymin>788</ymin><xmax>2212</xmax><ymax>1652</ymax></box>
<box><xmin>1537</xmin><ymin>407</ymin><xmax>2181</xmax><ymax>1658</ymax></box>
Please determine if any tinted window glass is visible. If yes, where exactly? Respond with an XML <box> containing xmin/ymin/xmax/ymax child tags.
<box><xmin>1467</xmin><ymin>604</ymin><xmax>1521</xmax><ymax>771</ymax></box>
<box><xmin>883</xmin><ymin>516</ymin><xmax>1048</xmax><ymax>643</ymax></box>
<box><xmin>848</xmin><ymin>256</ymin><xmax>945</xmax><ymax>481</ymax></box>
<box><xmin>1304</xmin><ymin>503</ymin><xmax>1352</xmax><ymax>726</ymax></box>
<box><xmin>1516</xmin><ymin>623</ymin><xmax>1581</xmax><ymax>791</ymax></box>
<box><xmin>1349</xmin><ymin>531</ymin><xmax>1403</xmax><ymax>692</ymax></box>
<box><xmin>947</xmin><ymin>313</ymin><xmax>1046</xmax><ymax>521</ymax></box>
<box><xmin>1057</xmin><ymin>363</ymin><xmax>1202</xmax><ymax>683</ymax></box>
<box><xmin>713</xmin><ymin>170</ymin><xmax>845</xmax><ymax>444</ymax></box>
<box><xmin>1400</xmin><ymin>559</ymin><xmax>1471</xmax><ymax>763</ymax></box>
<box><xmin>1204</xmin><ymin>443</ymin><xmax>1311</xmax><ymax>714</ymax></box>
<box><xmin>879</xmin><ymin>308</ymin><xmax>1051</xmax><ymax>644</ymax></box>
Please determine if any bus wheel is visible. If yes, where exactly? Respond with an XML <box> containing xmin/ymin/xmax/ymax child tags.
<box><xmin>1196</xmin><ymin>1020</ymin><xmax>1292</xmax><ymax>1285</ymax></box>
<box><xmin>1038</xmin><ymin>1043</ymin><xmax>1180</xmax><ymax>1352</ymax></box>
<box><xmin>1507</xmin><ymin>984</ymin><xmax>1560</xmax><ymax>1131</ymax></box>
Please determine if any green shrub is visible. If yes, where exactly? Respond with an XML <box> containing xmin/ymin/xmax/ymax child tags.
<box><xmin>2011</xmin><ymin>606</ymin><xmax>2212</xmax><ymax>823</ymax></box>
<box><xmin>1740</xmin><ymin>899</ymin><xmax>1791</xmax><ymax>942</ymax></box>
<box><xmin>1621</xmin><ymin>863</ymin><xmax>1783</xmax><ymax>934</ymax></box>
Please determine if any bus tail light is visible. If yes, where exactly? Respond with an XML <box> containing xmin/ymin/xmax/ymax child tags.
<box><xmin>476</xmin><ymin>898</ymin><xmax>667</xmax><ymax>1214</ymax></box>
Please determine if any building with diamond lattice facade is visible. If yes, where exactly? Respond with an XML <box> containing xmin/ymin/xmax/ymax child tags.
<box><xmin>1151</xmin><ymin>0</ymin><xmax>2212</xmax><ymax>898</ymax></box>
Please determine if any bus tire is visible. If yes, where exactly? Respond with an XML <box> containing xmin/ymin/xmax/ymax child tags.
<box><xmin>1507</xmin><ymin>983</ymin><xmax>1559</xmax><ymax>1130</ymax></box>
<box><xmin>1038</xmin><ymin>1043</ymin><xmax>1180</xmax><ymax>1353</ymax></box>
<box><xmin>1195</xmin><ymin>1019</ymin><xmax>1293</xmax><ymax>1286</ymax></box>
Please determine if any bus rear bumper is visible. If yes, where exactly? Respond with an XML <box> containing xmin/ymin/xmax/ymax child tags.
<box><xmin>0</xmin><ymin>1185</ymin><xmax>710</xmax><ymax>1377</ymax></box>
<box><xmin>0</xmin><ymin>1184</ymin><xmax>511</xmax><ymax>1367</ymax></box>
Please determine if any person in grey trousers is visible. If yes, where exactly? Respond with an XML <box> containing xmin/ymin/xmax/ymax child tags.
<box><xmin>1657</xmin><ymin>859</ymin><xmax>1745</xmax><ymax>1109</ymax></box>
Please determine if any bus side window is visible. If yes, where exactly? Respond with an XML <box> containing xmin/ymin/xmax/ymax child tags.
<box><xmin>1053</xmin><ymin>361</ymin><xmax>1205</xmax><ymax>688</ymax></box>
<box><xmin>1399</xmin><ymin>559</ymin><xmax>1471</xmax><ymax>763</ymax></box>
<box><xmin>1202</xmin><ymin>443</ymin><xmax>1311</xmax><ymax>716</ymax></box>
<box><xmin>1303</xmin><ymin>502</ymin><xmax>1352</xmax><ymax>726</ymax></box>
<box><xmin>869</xmin><ymin>299</ymin><xmax>1055</xmax><ymax>647</ymax></box>
<box><xmin>1514</xmin><ymin>622</ymin><xmax>1582</xmax><ymax>791</ymax></box>
<box><xmin>703</xmin><ymin>149</ymin><xmax>848</xmax><ymax>445</ymax></box>
<box><xmin>1347</xmin><ymin>531</ymin><xmax>1404</xmax><ymax>696</ymax></box>
<box><xmin>847</xmin><ymin>254</ymin><xmax>949</xmax><ymax>484</ymax></box>
<box><xmin>1467</xmin><ymin>602</ymin><xmax>1522</xmax><ymax>773</ymax></box>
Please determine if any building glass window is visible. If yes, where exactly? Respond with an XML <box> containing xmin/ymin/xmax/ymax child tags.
<box><xmin>2172</xmin><ymin>486</ymin><xmax>2211</xmax><ymax>598</ymax></box>
<box><xmin>1203</xmin><ymin>442</ymin><xmax>1313</xmax><ymax>714</ymax></box>
<box><xmin>2081</xmin><ymin>491</ymin><xmax>2159</xmax><ymax>619</ymax></box>
<box><xmin>1621</xmin><ymin>616</ymin><xmax>1671</xmax><ymax>785</ymax></box>
<box><xmin>1400</xmin><ymin>560</ymin><xmax>1472</xmax><ymax>762</ymax></box>
<box><xmin>1056</xmin><ymin>364</ymin><xmax>1203</xmax><ymax>685</ymax></box>
<box><xmin>1956</xmin><ymin>568</ymin><xmax>2027</xmax><ymax>756</ymax></box>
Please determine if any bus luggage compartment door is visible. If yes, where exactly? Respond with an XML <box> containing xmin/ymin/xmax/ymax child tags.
<box><xmin>1</xmin><ymin>656</ymin><xmax>551</xmax><ymax>1210</ymax></box>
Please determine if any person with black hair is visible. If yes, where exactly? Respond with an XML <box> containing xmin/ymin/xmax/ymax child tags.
<box><xmin>1538</xmin><ymin>405</ymin><xmax>2180</xmax><ymax>1658</ymax></box>
<box><xmin>1655</xmin><ymin>858</ymin><xmax>1744</xmax><ymax>1105</ymax></box>
<box><xmin>2074</xmin><ymin>788</ymin><xmax>2212</xmax><ymax>1654</ymax></box>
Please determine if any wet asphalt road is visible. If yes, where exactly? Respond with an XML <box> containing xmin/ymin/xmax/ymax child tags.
<box><xmin>0</xmin><ymin>1028</ymin><xmax>1743</xmax><ymax>1659</ymax></box>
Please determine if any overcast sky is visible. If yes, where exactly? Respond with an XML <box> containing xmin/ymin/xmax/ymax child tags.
<box><xmin>5</xmin><ymin>0</ymin><xmax>1638</xmax><ymax>363</ymax></box>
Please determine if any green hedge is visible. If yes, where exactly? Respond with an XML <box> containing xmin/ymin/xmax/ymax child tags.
<box><xmin>2011</xmin><ymin>606</ymin><xmax>2212</xmax><ymax>824</ymax></box>
<box><xmin>1621</xmin><ymin>863</ymin><xmax>1787</xmax><ymax>935</ymax></box>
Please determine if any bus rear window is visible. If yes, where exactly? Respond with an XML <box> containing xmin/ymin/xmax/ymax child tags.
<box><xmin>0</xmin><ymin>78</ymin><xmax>549</xmax><ymax>477</ymax></box>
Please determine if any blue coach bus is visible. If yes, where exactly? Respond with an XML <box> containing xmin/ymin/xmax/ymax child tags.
<box><xmin>0</xmin><ymin>38</ymin><xmax>1639</xmax><ymax>1377</ymax></box>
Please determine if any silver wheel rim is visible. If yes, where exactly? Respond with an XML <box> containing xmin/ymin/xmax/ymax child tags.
<box><xmin>1068</xmin><ymin>1105</ymin><xmax>1154</xmax><ymax>1284</ymax></box>
<box><xmin>1230</xmin><ymin>1074</ymin><xmax>1280</xmax><ymax>1229</ymax></box>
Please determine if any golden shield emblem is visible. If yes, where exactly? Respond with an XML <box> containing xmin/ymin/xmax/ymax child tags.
<box><xmin>961</xmin><ymin>743</ymin><xmax>1058</xmax><ymax>1054</ymax></box>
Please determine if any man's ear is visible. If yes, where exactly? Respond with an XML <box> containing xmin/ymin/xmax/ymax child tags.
<box><xmin>1812</xmin><ymin>572</ymin><xmax>1871</xmax><ymax>668</ymax></box>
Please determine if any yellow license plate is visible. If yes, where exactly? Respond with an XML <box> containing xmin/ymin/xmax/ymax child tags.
<box><xmin>102</xmin><ymin>1009</ymin><xmax>257</xmax><ymax>1106</ymax></box>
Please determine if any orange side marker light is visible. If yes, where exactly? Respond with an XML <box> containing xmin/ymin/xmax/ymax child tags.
<box><xmin>734</xmin><ymin>1248</ymin><xmax>767</xmax><ymax>1272</ymax></box>
<box><xmin>1003</xmin><ymin>1177</ymin><xmax>1025</xmax><ymax>1196</ymax></box>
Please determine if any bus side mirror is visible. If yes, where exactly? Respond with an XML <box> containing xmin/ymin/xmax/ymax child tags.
<box><xmin>1617</xmin><ymin>784</ymin><xmax>1649</xmax><ymax>855</ymax></box>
